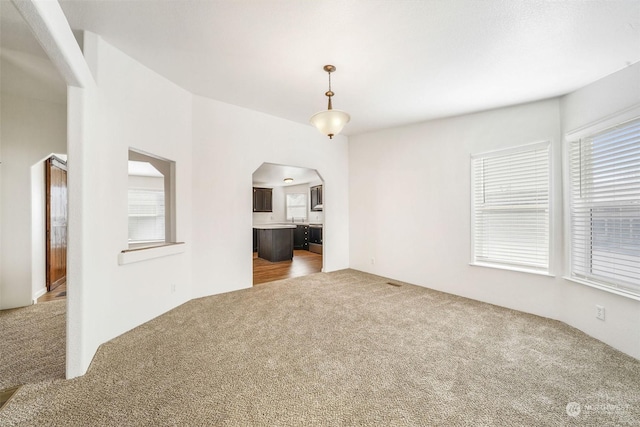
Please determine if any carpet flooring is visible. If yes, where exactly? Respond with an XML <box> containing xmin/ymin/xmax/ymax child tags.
<box><xmin>0</xmin><ymin>299</ymin><xmax>66</xmax><ymax>389</ymax></box>
<box><xmin>0</xmin><ymin>270</ymin><xmax>639</xmax><ymax>426</ymax></box>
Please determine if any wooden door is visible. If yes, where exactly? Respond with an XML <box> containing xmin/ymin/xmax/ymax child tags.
<box><xmin>46</xmin><ymin>156</ymin><xmax>68</xmax><ymax>292</ymax></box>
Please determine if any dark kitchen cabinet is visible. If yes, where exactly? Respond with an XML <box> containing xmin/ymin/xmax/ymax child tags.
<box><xmin>310</xmin><ymin>185</ymin><xmax>323</xmax><ymax>211</ymax></box>
<box><xmin>294</xmin><ymin>225</ymin><xmax>309</xmax><ymax>250</ymax></box>
<box><xmin>253</xmin><ymin>228</ymin><xmax>258</xmax><ymax>252</ymax></box>
<box><xmin>257</xmin><ymin>228</ymin><xmax>294</xmax><ymax>262</ymax></box>
<box><xmin>253</xmin><ymin>187</ymin><xmax>273</xmax><ymax>212</ymax></box>
<box><xmin>309</xmin><ymin>226</ymin><xmax>322</xmax><ymax>244</ymax></box>
<box><xmin>309</xmin><ymin>226</ymin><xmax>323</xmax><ymax>254</ymax></box>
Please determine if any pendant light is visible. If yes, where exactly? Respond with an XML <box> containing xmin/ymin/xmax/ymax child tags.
<box><xmin>310</xmin><ymin>65</ymin><xmax>350</xmax><ymax>139</ymax></box>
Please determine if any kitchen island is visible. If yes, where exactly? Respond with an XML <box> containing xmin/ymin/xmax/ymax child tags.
<box><xmin>253</xmin><ymin>224</ymin><xmax>296</xmax><ymax>262</ymax></box>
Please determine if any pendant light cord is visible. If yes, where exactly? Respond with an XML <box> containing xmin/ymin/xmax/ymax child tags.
<box><xmin>326</xmin><ymin>70</ymin><xmax>333</xmax><ymax>110</ymax></box>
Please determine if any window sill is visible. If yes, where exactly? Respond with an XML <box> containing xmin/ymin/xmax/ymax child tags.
<box><xmin>563</xmin><ymin>276</ymin><xmax>640</xmax><ymax>302</ymax></box>
<box><xmin>128</xmin><ymin>241</ymin><xmax>166</xmax><ymax>249</ymax></box>
<box><xmin>470</xmin><ymin>262</ymin><xmax>554</xmax><ymax>277</ymax></box>
<box><xmin>118</xmin><ymin>242</ymin><xmax>186</xmax><ymax>265</ymax></box>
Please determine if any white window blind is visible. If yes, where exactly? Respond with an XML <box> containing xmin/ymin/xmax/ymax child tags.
<box><xmin>286</xmin><ymin>193</ymin><xmax>307</xmax><ymax>221</ymax></box>
<box><xmin>128</xmin><ymin>188</ymin><xmax>165</xmax><ymax>243</ymax></box>
<box><xmin>471</xmin><ymin>142</ymin><xmax>550</xmax><ymax>272</ymax></box>
<box><xmin>568</xmin><ymin>117</ymin><xmax>640</xmax><ymax>297</ymax></box>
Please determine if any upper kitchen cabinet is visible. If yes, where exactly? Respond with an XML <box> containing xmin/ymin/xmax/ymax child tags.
<box><xmin>253</xmin><ymin>187</ymin><xmax>273</xmax><ymax>212</ymax></box>
<box><xmin>310</xmin><ymin>185</ymin><xmax>323</xmax><ymax>212</ymax></box>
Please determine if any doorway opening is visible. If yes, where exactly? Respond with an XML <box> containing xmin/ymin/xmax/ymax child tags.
<box><xmin>252</xmin><ymin>163</ymin><xmax>325</xmax><ymax>285</ymax></box>
<box><xmin>33</xmin><ymin>154</ymin><xmax>68</xmax><ymax>303</ymax></box>
<box><xmin>46</xmin><ymin>156</ymin><xmax>67</xmax><ymax>293</ymax></box>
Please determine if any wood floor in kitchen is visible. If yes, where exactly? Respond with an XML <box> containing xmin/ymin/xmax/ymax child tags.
<box><xmin>34</xmin><ymin>252</ymin><xmax>321</xmax><ymax>300</ymax></box>
<box><xmin>253</xmin><ymin>250</ymin><xmax>322</xmax><ymax>285</ymax></box>
<box><xmin>37</xmin><ymin>281</ymin><xmax>67</xmax><ymax>303</ymax></box>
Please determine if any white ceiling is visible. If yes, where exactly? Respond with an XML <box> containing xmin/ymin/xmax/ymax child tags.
<box><xmin>3</xmin><ymin>1</ymin><xmax>640</xmax><ymax>136</ymax></box>
<box><xmin>128</xmin><ymin>160</ymin><xmax>164</xmax><ymax>178</ymax></box>
<box><xmin>0</xmin><ymin>0</ymin><xmax>47</xmax><ymax>58</ymax></box>
<box><xmin>0</xmin><ymin>0</ymin><xmax>67</xmax><ymax>102</ymax></box>
<box><xmin>253</xmin><ymin>163</ymin><xmax>321</xmax><ymax>187</ymax></box>
<box><xmin>57</xmin><ymin>0</ymin><xmax>640</xmax><ymax>136</ymax></box>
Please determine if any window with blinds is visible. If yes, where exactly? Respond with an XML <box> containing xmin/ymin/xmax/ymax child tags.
<box><xmin>471</xmin><ymin>142</ymin><xmax>550</xmax><ymax>272</ymax></box>
<box><xmin>127</xmin><ymin>149</ymin><xmax>175</xmax><ymax>249</ymax></box>
<box><xmin>568</xmin><ymin>117</ymin><xmax>640</xmax><ymax>297</ymax></box>
<box><xmin>128</xmin><ymin>188</ymin><xmax>165</xmax><ymax>243</ymax></box>
<box><xmin>286</xmin><ymin>193</ymin><xmax>307</xmax><ymax>221</ymax></box>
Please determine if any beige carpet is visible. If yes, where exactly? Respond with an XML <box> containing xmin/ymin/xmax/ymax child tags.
<box><xmin>1</xmin><ymin>270</ymin><xmax>639</xmax><ymax>426</ymax></box>
<box><xmin>0</xmin><ymin>299</ymin><xmax>66</xmax><ymax>389</ymax></box>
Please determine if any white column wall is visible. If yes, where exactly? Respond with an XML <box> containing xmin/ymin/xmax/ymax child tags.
<box><xmin>67</xmin><ymin>32</ymin><xmax>193</xmax><ymax>376</ymax></box>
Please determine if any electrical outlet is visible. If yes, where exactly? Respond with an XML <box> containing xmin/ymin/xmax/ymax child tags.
<box><xmin>370</xmin><ymin>257</ymin><xmax>375</xmax><ymax>265</ymax></box>
<box><xmin>171</xmin><ymin>284</ymin><xmax>176</xmax><ymax>293</ymax></box>
<box><xmin>596</xmin><ymin>305</ymin><xmax>605</xmax><ymax>321</ymax></box>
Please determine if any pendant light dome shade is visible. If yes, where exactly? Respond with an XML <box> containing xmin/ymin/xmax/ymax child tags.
<box><xmin>310</xmin><ymin>65</ymin><xmax>350</xmax><ymax>139</ymax></box>
<box><xmin>310</xmin><ymin>109</ymin><xmax>350</xmax><ymax>139</ymax></box>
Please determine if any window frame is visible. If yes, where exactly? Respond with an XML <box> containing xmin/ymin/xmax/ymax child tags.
<box><xmin>564</xmin><ymin>105</ymin><xmax>640</xmax><ymax>300</ymax></box>
<box><xmin>128</xmin><ymin>187</ymin><xmax>166</xmax><ymax>245</ymax></box>
<box><xmin>285</xmin><ymin>192</ymin><xmax>308</xmax><ymax>222</ymax></box>
<box><xmin>127</xmin><ymin>148</ymin><xmax>176</xmax><ymax>250</ymax></box>
<box><xmin>470</xmin><ymin>140</ymin><xmax>552</xmax><ymax>275</ymax></box>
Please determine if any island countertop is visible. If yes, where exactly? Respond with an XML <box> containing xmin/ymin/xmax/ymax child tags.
<box><xmin>253</xmin><ymin>223</ymin><xmax>322</xmax><ymax>229</ymax></box>
<box><xmin>253</xmin><ymin>224</ymin><xmax>297</xmax><ymax>230</ymax></box>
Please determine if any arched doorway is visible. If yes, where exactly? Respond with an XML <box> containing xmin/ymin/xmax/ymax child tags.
<box><xmin>251</xmin><ymin>162</ymin><xmax>325</xmax><ymax>285</ymax></box>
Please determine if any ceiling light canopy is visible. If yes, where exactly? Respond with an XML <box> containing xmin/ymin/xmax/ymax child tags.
<box><xmin>283</xmin><ymin>177</ymin><xmax>294</xmax><ymax>183</ymax></box>
<box><xmin>310</xmin><ymin>65</ymin><xmax>350</xmax><ymax>139</ymax></box>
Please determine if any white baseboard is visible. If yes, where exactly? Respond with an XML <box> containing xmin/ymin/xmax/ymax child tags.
<box><xmin>32</xmin><ymin>287</ymin><xmax>48</xmax><ymax>304</ymax></box>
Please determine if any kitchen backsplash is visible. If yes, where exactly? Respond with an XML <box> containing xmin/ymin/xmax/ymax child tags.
<box><xmin>252</xmin><ymin>211</ymin><xmax>323</xmax><ymax>225</ymax></box>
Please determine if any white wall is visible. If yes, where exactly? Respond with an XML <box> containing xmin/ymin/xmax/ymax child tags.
<box><xmin>0</xmin><ymin>91</ymin><xmax>67</xmax><ymax>309</ymax></box>
<box><xmin>0</xmin><ymin>49</ymin><xmax>66</xmax><ymax>105</ymax></box>
<box><xmin>350</xmin><ymin>99</ymin><xmax>562</xmax><ymax>316</ymax></box>
<box><xmin>349</xmin><ymin>64</ymin><xmax>640</xmax><ymax>359</ymax></box>
<box><xmin>66</xmin><ymin>32</ymin><xmax>193</xmax><ymax>376</ymax></box>
<box><xmin>192</xmin><ymin>96</ymin><xmax>349</xmax><ymax>298</ymax></box>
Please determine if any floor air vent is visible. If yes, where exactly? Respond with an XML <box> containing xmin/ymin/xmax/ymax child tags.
<box><xmin>386</xmin><ymin>282</ymin><xmax>402</xmax><ymax>287</ymax></box>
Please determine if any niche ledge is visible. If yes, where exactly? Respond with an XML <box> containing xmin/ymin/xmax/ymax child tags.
<box><xmin>118</xmin><ymin>242</ymin><xmax>186</xmax><ymax>265</ymax></box>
